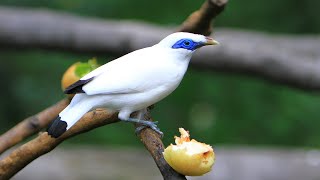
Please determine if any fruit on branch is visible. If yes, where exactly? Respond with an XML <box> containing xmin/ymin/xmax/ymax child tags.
<box><xmin>163</xmin><ymin>128</ymin><xmax>215</xmax><ymax>176</ymax></box>
<box><xmin>61</xmin><ymin>58</ymin><xmax>99</xmax><ymax>91</ymax></box>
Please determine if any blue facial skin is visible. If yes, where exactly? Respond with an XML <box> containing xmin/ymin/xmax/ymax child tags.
<box><xmin>171</xmin><ymin>38</ymin><xmax>204</xmax><ymax>51</ymax></box>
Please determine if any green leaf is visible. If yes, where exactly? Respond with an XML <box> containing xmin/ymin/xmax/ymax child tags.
<box><xmin>75</xmin><ymin>58</ymin><xmax>99</xmax><ymax>78</ymax></box>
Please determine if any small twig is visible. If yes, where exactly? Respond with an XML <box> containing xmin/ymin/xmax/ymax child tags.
<box><xmin>0</xmin><ymin>108</ymin><xmax>118</xmax><ymax>180</ymax></box>
<box><xmin>0</xmin><ymin>98</ymin><xmax>70</xmax><ymax>154</ymax></box>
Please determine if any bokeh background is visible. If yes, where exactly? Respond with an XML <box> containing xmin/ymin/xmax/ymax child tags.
<box><xmin>0</xmin><ymin>0</ymin><xmax>320</xmax><ymax>179</ymax></box>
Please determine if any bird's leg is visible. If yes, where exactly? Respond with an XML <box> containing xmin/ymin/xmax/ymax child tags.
<box><xmin>134</xmin><ymin>107</ymin><xmax>164</xmax><ymax>137</ymax></box>
<box><xmin>126</xmin><ymin>118</ymin><xmax>163</xmax><ymax>136</ymax></box>
<box><xmin>135</xmin><ymin>109</ymin><xmax>163</xmax><ymax>136</ymax></box>
<box><xmin>128</xmin><ymin>118</ymin><xmax>162</xmax><ymax>134</ymax></box>
<box><xmin>119</xmin><ymin>109</ymin><xmax>163</xmax><ymax>136</ymax></box>
<box><xmin>134</xmin><ymin>109</ymin><xmax>149</xmax><ymax>134</ymax></box>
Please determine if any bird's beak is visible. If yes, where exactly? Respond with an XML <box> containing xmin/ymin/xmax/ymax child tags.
<box><xmin>204</xmin><ymin>37</ymin><xmax>219</xmax><ymax>46</ymax></box>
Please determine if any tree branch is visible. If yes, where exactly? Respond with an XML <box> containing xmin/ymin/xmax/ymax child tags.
<box><xmin>0</xmin><ymin>108</ymin><xmax>119</xmax><ymax>180</ymax></box>
<box><xmin>134</xmin><ymin>109</ymin><xmax>187</xmax><ymax>180</ymax></box>
<box><xmin>192</xmin><ymin>29</ymin><xmax>320</xmax><ymax>91</ymax></box>
<box><xmin>0</xmin><ymin>98</ymin><xmax>69</xmax><ymax>154</ymax></box>
<box><xmin>178</xmin><ymin>0</ymin><xmax>227</xmax><ymax>35</ymax></box>
<box><xmin>1</xmin><ymin>1</ymin><xmax>320</xmax><ymax>90</ymax></box>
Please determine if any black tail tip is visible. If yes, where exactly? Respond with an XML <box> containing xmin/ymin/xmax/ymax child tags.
<box><xmin>47</xmin><ymin>116</ymin><xmax>68</xmax><ymax>138</ymax></box>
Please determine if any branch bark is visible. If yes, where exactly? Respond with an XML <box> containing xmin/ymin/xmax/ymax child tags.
<box><xmin>1</xmin><ymin>1</ymin><xmax>320</xmax><ymax>90</ymax></box>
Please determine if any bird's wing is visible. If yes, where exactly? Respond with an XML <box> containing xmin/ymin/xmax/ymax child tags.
<box><xmin>73</xmin><ymin>47</ymin><xmax>170</xmax><ymax>96</ymax></box>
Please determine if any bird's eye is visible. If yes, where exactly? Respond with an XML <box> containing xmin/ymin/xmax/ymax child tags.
<box><xmin>171</xmin><ymin>38</ymin><xmax>196</xmax><ymax>50</ymax></box>
<box><xmin>184</xmin><ymin>41</ymin><xmax>191</xmax><ymax>46</ymax></box>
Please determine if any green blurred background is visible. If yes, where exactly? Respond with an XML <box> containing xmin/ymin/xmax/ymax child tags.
<box><xmin>0</xmin><ymin>0</ymin><xmax>319</xmax><ymax>148</ymax></box>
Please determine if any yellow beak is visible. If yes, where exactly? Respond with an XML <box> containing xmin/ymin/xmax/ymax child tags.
<box><xmin>204</xmin><ymin>37</ymin><xmax>219</xmax><ymax>45</ymax></box>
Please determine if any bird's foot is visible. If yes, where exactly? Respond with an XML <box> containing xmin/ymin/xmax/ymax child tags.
<box><xmin>135</xmin><ymin>125</ymin><xmax>164</xmax><ymax>138</ymax></box>
<box><xmin>123</xmin><ymin>118</ymin><xmax>163</xmax><ymax>137</ymax></box>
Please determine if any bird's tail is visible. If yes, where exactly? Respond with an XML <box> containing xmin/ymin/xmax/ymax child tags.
<box><xmin>47</xmin><ymin>101</ymin><xmax>92</xmax><ymax>138</ymax></box>
<box><xmin>47</xmin><ymin>116</ymin><xmax>68</xmax><ymax>138</ymax></box>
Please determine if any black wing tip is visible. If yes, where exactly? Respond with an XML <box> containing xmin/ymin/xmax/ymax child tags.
<box><xmin>64</xmin><ymin>77</ymin><xmax>94</xmax><ymax>94</ymax></box>
<box><xmin>47</xmin><ymin>116</ymin><xmax>68</xmax><ymax>138</ymax></box>
<box><xmin>64</xmin><ymin>86</ymin><xmax>85</xmax><ymax>94</ymax></box>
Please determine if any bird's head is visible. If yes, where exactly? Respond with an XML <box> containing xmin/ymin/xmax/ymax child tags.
<box><xmin>156</xmin><ymin>32</ymin><xmax>219</xmax><ymax>53</ymax></box>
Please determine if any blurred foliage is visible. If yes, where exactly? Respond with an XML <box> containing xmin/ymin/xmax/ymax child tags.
<box><xmin>0</xmin><ymin>0</ymin><xmax>319</xmax><ymax>148</ymax></box>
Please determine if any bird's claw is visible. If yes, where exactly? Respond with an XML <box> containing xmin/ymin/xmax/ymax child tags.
<box><xmin>125</xmin><ymin>118</ymin><xmax>163</xmax><ymax>138</ymax></box>
<box><xmin>135</xmin><ymin>123</ymin><xmax>163</xmax><ymax>138</ymax></box>
<box><xmin>135</xmin><ymin>126</ymin><xmax>146</xmax><ymax>134</ymax></box>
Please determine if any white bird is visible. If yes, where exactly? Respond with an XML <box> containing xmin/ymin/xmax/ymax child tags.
<box><xmin>47</xmin><ymin>32</ymin><xmax>219</xmax><ymax>138</ymax></box>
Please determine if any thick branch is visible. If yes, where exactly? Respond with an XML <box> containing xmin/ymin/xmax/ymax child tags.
<box><xmin>1</xmin><ymin>4</ymin><xmax>320</xmax><ymax>90</ymax></box>
<box><xmin>0</xmin><ymin>98</ymin><xmax>69</xmax><ymax>154</ymax></box>
<box><xmin>0</xmin><ymin>108</ymin><xmax>119</xmax><ymax>180</ymax></box>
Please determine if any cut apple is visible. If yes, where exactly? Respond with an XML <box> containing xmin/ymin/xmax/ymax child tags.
<box><xmin>163</xmin><ymin>128</ymin><xmax>215</xmax><ymax>176</ymax></box>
